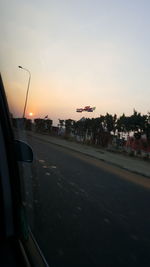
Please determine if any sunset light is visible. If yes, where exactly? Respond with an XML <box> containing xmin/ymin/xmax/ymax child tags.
<box><xmin>1</xmin><ymin>0</ymin><xmax>150</xmax><ymax>124</ymax></box>
<box><xmin>1</xmin><ymin>1</ymin><xmax>150</xmax><ymax>266</ymax></box>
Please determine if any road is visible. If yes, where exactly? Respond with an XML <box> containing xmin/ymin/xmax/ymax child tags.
<box><xmin>21</xmin><ymin>135</ymin><xmax>150</xmax><ymax>267</ymax></box>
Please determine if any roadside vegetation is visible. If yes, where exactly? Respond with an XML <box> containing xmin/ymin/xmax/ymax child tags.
<box><xmin>12</xmin><ymin>110</ymin><xmax>150</xmax><ymax>159</ymax></box>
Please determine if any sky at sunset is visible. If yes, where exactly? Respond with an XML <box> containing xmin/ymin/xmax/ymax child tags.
<box><xmin>1</xmin><ymin>0</ymin><xmax>150</xmax><ymax>125</ymax></box>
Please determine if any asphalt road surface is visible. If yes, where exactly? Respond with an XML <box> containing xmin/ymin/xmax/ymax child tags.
<box><xmin>21</xmin><ymin>135</ymin><xmax>150</xmax><ymax>267</ymax></box>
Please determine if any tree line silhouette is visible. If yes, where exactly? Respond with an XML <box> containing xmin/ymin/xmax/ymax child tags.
<box><xmin>12</xmin><ymin>110</ymin><xmax>150</xmax><ymax>148</ymax></box>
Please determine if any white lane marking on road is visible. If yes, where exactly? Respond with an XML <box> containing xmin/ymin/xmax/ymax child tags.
<box><xmin>45</xmin><ymin>172</ymin><xmax>51</xmax><ymax>176</ymax></box>
<box><xmin>38</xmin><ymin>159</ymin><xmax>45</xmax><ymax>163</ymax></box>
<box><xmin>50</xmin><ymin>165</ymin><xmax>57</xmax><ymax>169</ymax></box>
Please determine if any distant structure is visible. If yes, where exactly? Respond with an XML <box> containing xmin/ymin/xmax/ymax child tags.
<box><xmin>76</xmin><ymin>106</ymin><xmax>96</xmax><ymax>113</ymax></box>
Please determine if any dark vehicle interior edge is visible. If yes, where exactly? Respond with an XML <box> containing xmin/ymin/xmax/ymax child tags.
<box><xmin>0</xmin><ymin>74</ymin><xmax>49</xmax><ymax>266</ymax></box>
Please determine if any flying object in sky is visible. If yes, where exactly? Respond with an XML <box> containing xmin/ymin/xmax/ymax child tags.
<box><xmin>76</xmin><ymin>106</ymin><xmax>96</xmax><ymax>112</ymax></box>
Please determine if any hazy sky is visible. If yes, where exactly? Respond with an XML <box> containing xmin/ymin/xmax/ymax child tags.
<box><xmin>1</xmin><ymin>0</ymin><xmax>150</xmax><ymax>125</ymax></box>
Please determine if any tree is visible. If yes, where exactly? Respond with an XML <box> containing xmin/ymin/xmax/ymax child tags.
<box><xmin>129</xmin><ymin>110</ymin><xmax>147</xmax><ymax>133</ymax></box>
<box><xmin>44</xmin><ymin>119</ymin><xmax>53</xmax><ymax>132</ymax></box>
<box><xmin>117</xmin><ymin>113</ymin><xmax>127</xmax><ymax>133</ymax></box>
<box><xmin>34</xmin><ymin>119</ymin><xmax>44</xmax><ymax>132</ymax></box>
<box><xmin>74</xmin><ymin>118</ymin><xmax>85</xmax><ymax>138</ymax></box>
<box><xmin>34</xmin><ymin>118</ymin><xmax>53</xmax><ymax>133</ymax></box>
<box><xmin>58</xmin><ymin>119</ymin><xmax>65</xmax><ymax>128</ymax></box>
<box><xmin>104</xmin><ymin>113</ymin><xmax>117</xmax><ymax>134</ymax></box>
<box><xmin>65</xmin><ymin>119</ymin><xmax>75</xmax><ymax>136</ymax></box>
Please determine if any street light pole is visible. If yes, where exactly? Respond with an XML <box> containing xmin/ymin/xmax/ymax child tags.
<box><xmin>18</xmin><ymin>66</ymin><xmax>31</xmax><ymax>118</ymax></box>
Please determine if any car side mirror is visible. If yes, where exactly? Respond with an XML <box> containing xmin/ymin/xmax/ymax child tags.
<box><xmin>15</xmin><ymin>140</ymin><xmax>33</xmax><ymax>163</ymax></box>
